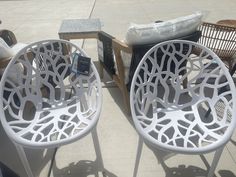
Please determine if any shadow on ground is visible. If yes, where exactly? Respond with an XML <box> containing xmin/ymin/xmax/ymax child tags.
<box><xmin>165</xmin><ymin>166</ymin><xmax>234</xmax><ymax>177</ymax></box>
<box><xmin>52</xmin><ymin>158</ymin><xmax>117</xmax><ymax>177</ymax></box>
<box><xmin>219</xmin><ymin>170</ymin><xmax>236</xmax><ymax>177</ymax></box>
<box><xmin>150</xmin><ymin>147</ymin><xmax>236</xmax><ymax>177</ymax></box>
<box><xmin>230</xmin><ymin>139</ymin><xmax>236</xmax><ymax>146</ymax></box>
<box><xmin>93</xmin><ymin>61</ymin><xmax>133</xmax><ymax>122</ymax></box>
<box><xmin>164</xmin><ymin>165</ymin><xmax>207</xmax><ymax>177</ymax></box>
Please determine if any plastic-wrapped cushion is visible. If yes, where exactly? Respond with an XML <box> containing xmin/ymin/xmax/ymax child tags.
<box><xmin>0</xmin><ymin>38</ymin><xmax>27</xmax><ymax>83</ymax></box>
<box><xmin>11</xmin><ymin>43</ymin><xmax>27</xmax><ymax>55</ymax></box>
<box><xmin>0</xmin><ymin>37</ymin><xmax>27</xmax><ymax>59</ymax></box>
<box><xmin>125</xmin><ymin>11</ymin><xmax>203</xmax><ymax>45</ymax></box>
<box><xmin>0</xmin><ymin>38</ymin><xmax>14</xmax><ymax>59</ymax></box>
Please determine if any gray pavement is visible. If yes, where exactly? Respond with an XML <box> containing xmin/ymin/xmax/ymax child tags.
<box><xmin>0</xmin><ymin>0</ymin><xmax>236</xmax><ymax>177</ymax></box>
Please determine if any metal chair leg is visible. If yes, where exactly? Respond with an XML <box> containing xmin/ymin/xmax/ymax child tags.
<box><xmin>91</xmin><ymin>128</ymin><xmax>104</xmax><ymax>172</ymax></box>
<box><xmin>133</xmin><ymin>136</ymin><xmax>143</xmax><ymax>177</ymax></box>
<box><xmin>207</xmin><ymin>147</ymin><xmax>224</xmax><ymax>177</ymax></box>
<box><xmin>14</xmin><ymin>142</ymin><xmax>34</xmax><ymax>177</ymax></box>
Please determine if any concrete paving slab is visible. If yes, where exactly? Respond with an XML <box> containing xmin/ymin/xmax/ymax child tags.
<box><xmin>0</xmin><ymin>123</ymin><xmax>54</xmax><ymax>177</ymax></box>
<box><xmin>226</xmin><ymin>132</ymin><xmax>236</xmax><ymax>164</ymax></box>
<box><xmin>0</xmin><ymin>0</ymin><xmax>95</xmax><ymax>42</ymax></box>
<box><xmin>1</xmin><ymin>0</ymin><xmax>236</xmax><ymax>177</ymax></box>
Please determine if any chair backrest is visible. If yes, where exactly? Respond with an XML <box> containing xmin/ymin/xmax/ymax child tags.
<box><xmin>130</xmin><ymin>40</ymin><xmax>236</xmax><ymax>153</ymax></box>
<box><xmin>127</xmin><ymin>30</ymin><xmax>201</xmax><ymax>89</ymax></box>
<box><xmin>197</xmin><ymin>22</ymin><xmax>236</xmax><ymax>60</ymax></box>
<box><xmin>0</xmin><ymin>39</ymin><xmax>102</xmax><ymax>148</ymax></box>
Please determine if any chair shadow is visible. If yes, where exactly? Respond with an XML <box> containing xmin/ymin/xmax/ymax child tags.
<box><xmin>230</xmin><ymin>139</ymin><xmax>236</xmax><ymax>146</ymax></box>
<box><xmin>150</xmin><ymin>147</ymin><xmax>236</xmax><ymax>177</ymax></box>
<box><xmin>164</xmin><ymin>165</ymin><xmax>207</xmax><ymax>177</ymax></box>
<box><xmin>105</xmin><ymin>85</ymin><xmax>133</xmax><ymax>121</ymax></box>
<box><xmin>0</xmin><ymin>122</ymin><xmax>56</xmax><ymax>177</ymax></box>
<box><xmin>51</xmin><ymin>158</ymin><xmax>117</xmax><ymax>177</ymax></box>
<box><xmin>27</xmin><ymin>148</ymin><xmax>56</xmax><ymax>177</ymax></box>
<box><xmin>93</xmin><ymin>60</ymin><xmax>133</xmax><ymax>123</ymax></box>
<box><xmin>153</xmin><ymin>150</ymin><xmax>210</xmax><ymax>177</ymax></box>
<box><xmin>150</xmin><ymin>146</ymin><xmax>227</xmax><ymax>177</ymax></box>
<box><xmin>219</xmin><ymin>170</ymin><xmax>236</xmax><ymax>177</ymax></box>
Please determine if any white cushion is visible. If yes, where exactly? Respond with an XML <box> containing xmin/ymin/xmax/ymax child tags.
<box><xmin>0</xmin><ymin>38</ymin><xmax>14</xmax><ymax>59</ymax></box>
<box><xmin>125</xmin><ymin>11</ymin><xmax>203</xmax><ymax>45</ymax></box>
<box><xmin>0</xmin><ymin>40</ymin><xmax>27</xmax><ymax>85</ymax></box>
<box><xmin>11</xmin><ymin>43</ymin><xmax>27</xmax><ymax>55</ymax></box>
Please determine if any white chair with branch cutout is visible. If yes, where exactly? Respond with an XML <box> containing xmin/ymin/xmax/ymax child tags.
<box><xmin>0</xmin><ymin>39</ymin><xmax>104</xmax><ymax>177</ymax></box>
<box><xmin>130</xmin><ymin>40</ymin><xmax>236</xmax><ymax>177</ymax></box>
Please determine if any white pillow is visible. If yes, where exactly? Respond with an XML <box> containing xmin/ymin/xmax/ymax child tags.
<box><xmin>125</xmin><ymin>11</ymin><xmax>203</xmax><ymax>45</ymax></box>
<box><xmin>11</xmin><ymin>43</ymin><xmax>27</xmax><ymax>55</ymax></box>
<box><xmin>0</xmin><ymin>38</ymin><xmax>14</xmax><ymax>59</ymax></box>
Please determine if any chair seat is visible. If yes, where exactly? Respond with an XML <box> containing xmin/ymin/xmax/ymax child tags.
<box><xmin>0</xmin><ymin>40</ymin><xmax>102</xmax><ymax>148</ymax></box>
<box><xmin>12</xmin><ymin>96</ymin><xmax>98</xmax><ymax>145</ymax></box>
<box><xmin>146</xmin><ymin>96</ymin><xmax>228</xmax><ymax>153</ymax></box>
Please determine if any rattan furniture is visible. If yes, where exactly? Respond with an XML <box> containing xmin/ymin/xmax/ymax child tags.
<box><xmin>130</xmin><ymin>40</ymin><xmax>236</xmax><ymax>177</ymax></box>
<box><xmin>98</xmin><ymin>31</ymin><xmax>201</xmax><ymax>114</ymax></box>
<box><xmin>217</xmin><ymin>19</ymin><xmax>236</xmax><ymax>28</ymax></box>
<box><xmin>197</xmin><ymin>22</ymin><xmax>236</xmax><ymax>71</ymax></box>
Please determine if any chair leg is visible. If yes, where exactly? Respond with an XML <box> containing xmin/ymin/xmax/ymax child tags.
<box><xmin>133</xmin><ymin>136</ymin><xmax>144</xmax><ymax>177</ymax></box>
<box><xmin>230</xmin><ymin>62</ymin><xmax>236</xmax><ymax>76</ymax></box>
<box><xmin>182</xmin><ymin>69</ymin><xmax>188</xmax><ymax>89</ymax></box>
<box><xmin>91</xmin><ymin>128</ymin><xmax>104</xmax><ymax>173</ymax></box>
<box><xmin>14</xmin><ymin>142</ymin><xmax>34</xmax><ymax>177</ymax></box>
<box><xmin>121</xmin><ymin>83</ymin><xmax>131</xmax><ymax>115</ymax></box>
<box><xmin>98</xmin><ymin>60</ymin><xmax>104</xmax><ymax>79</ymax></box>
<box><xmin>207</xmin><ymin>147</ymin><xmax>224</xmax><ymax>177</ymax></box>
<box><xmin>227</xmin><ymin>59</ymin><xmax>234</xmax><ymax>73</ymax></box>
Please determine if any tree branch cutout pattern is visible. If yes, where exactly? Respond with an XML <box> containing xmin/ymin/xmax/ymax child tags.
<box><xmin>130</xmin><ymin>40</ymin><xmax>235</xmax><ymax>153</ymax></box>
<box><xmin>0</xmin><ymin>40</ymin><xmax>101</xmax><ymax>147</ymax></box>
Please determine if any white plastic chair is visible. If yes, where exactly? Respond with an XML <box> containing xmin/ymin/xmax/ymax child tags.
<box><xmin>130</xmin><ymin>40</ymin><xmax>236</xmax><ymax>177</ymax></box>
<box><xmin>0</xmin><ymin>39</ymin><xmax>104</xmax><ymax>177</ymax></box>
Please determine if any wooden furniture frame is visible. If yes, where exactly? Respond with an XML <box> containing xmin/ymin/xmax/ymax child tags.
<box><xmin>97</xmin><ymin>31</ymin><xmax>201</xmax><ymax>114</ymax></box>
<box><xmin>97</xmin><ymin>31</ymin><xmax>132</xmax><ymax>114</ymax></box>
<box><xmin>57</xmin><ymin>18</ymin><xmax>202</xmax><ymax>115</ymax></box>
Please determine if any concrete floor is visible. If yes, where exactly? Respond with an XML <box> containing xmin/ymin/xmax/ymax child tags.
<box><xmin>0</xmin><ymin>0</ymin><xmax>236</xmax><ymax>177</ymax></box>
